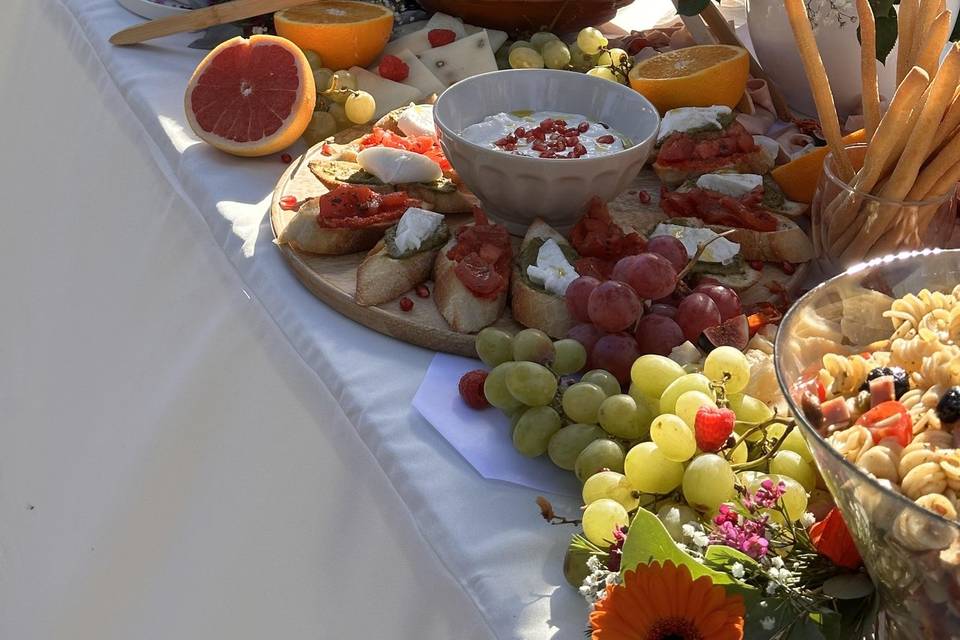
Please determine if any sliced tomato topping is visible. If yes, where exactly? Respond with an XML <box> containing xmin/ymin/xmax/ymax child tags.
<box><xmin>316</xmin><ymin>184</ymin><xmax>417</xmax><ymax>228</ymax></box>
<box><xmin>660</xmin><ymin>187</ymin><xmax>778</xmax><ymax>233</ymax></box>
<box><xmin>856</xmin><ymin>401</ymin><xmax>912</xmax><ymax>447</ymax></box>
<box><xmin>569</xmin><ymin>196</ymin><xmax>646</xmax><ymax>265</ymax></box>
<box><xmin>454</xmin><ymin>253</ymin><xmax>504</xmax><ymax>297</ymax></box>
<box><xmin>359</xmin><ymin>127</ymin><xmax>451</xmax><ymax>172</ymax></box>
<box><xmin>657</xmin><ymin>121</ymin><xmax>758</xmax><ymax>165</ymax></box>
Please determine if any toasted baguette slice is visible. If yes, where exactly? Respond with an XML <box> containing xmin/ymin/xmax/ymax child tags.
<box><xmin>355</xmin><ymin>240</ymin><xmax>438</xmax><ymax>306</ymax></box>
<box><xmin>705</xmin><ymin>213</ymin><xmax>815</xmax><ymax>263</ymax></box>
<box><xmin>653</xmin><ymin>149</ymin><xmax>774</xmax><ymax>188</ymax></box>
<box><xmin>695</xmin><ymin>262</ymin><xmax>763</xmax><ymax>293</ymax></box>
<box><xmin>511</xmin><ymin>219</ymin><xmax>576</xmax><ymax>338</ymax></box>
<box><xmin>276</xmin><ymin>198</ymin><xmax>386</xmax><ymax>255</ymax></box>
<box><xmin>433</xmin><ymin>232</ymin><xmax>507</xmax><ymax>333</ymax></box>
<box><xmin>309</xmin><ymin>158</ymin><xmax>471</xmax><ymax>213</ymax></box>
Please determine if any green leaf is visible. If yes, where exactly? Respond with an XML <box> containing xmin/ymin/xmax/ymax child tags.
<box><xmin>677</xmin><ymin>0</ymin><xmax>710</xmax><ymax>16</ymax></box>
<box><xmin>874</xmin><ymin>7</ymin><xmax>899</xmax><ymax>63</ymax></box>
<box><xmin>703</xmin><ymin>545</ymin><xmax>762</xmax><ymax>575</ymax></box>
<box><xmin>821</xmin><ymin>573</ymin><xmax>875</xmax><ymax>600</ymax></box>
<box><xmin>620</xmin><ymin>509</ymin><xmax>735</xmax><ymax>584</ymax></box>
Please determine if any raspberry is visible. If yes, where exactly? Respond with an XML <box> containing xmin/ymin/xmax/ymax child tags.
<box><xmin>694</xmin><ymin>406</ymin><xmax>736</xmax><ymax>452</ymax></box>
<box><xmin>459</xmin><ymin>370</ymin><xmax>489</xmax><ymax>410</ymax></box>
<box><xmin>378</xmin><ymin>54</ymin><xmax>409</xmax><ymax>82</ymax></box>
<box><xmin>399</xmin><ymin>296</ymin><xmax>414</xmax><ymax>312</ymax></box>
<box><xmin>428</xmin><ymin>29</ymin><xmax>457</xmax><ymax>47</ymax></box>
<box><xmin>415</xmin><ymin>284</ymin><xmax>430</xmax><ymax>298</ymax></box>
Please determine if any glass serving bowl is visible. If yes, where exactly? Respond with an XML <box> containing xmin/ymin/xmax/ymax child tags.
<box><xmin>774</xmin><ymin>249</ymin><xmax>960</xmax><ymax>639</ymax></box>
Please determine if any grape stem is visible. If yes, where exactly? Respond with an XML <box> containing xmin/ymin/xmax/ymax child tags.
<box><xmin>727</xmin><ymin>417</ymin><xmax>797</xmax><ymax>470</ymax></box>
<box><xmin>674</xmin><ymin>229</ymin><xmax>737</xmax><ymax>283</ymax></box>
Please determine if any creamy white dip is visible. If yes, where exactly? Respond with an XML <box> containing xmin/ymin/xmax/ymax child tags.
<box><xmin>460</xmin><ymin>111</ymin><xmax>629</xmax><ymax>159</ymax></box>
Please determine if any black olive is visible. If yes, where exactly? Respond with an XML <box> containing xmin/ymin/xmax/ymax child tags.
<box><xmin>860</xmin><ymin>366</ymin><xmax>909</xmax><ymax>399</ymax></box>
<box><xmin>936</xmin><ymin>387</ymin><xmax>960</xmax><ymax>424</ymax></box>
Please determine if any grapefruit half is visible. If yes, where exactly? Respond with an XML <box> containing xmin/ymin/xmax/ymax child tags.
<box><xmin>185</xmin><ymin>35</ymin><xmax>316</xmax><ymax>157</ymax></box>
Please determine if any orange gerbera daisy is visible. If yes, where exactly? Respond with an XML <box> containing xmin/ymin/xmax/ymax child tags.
<box><xmin>589</xmin><ymin>560</ymin><xmax>745</xmax><ymax>640</ymax></box>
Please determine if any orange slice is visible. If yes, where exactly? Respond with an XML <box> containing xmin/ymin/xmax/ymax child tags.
<box><xmin>184</xmin><ymin>35</ymin><xmax>316</xmax><ymax>157</ymax></box>
<box><xmin>628</xmin><ymin>45</ymin><xmax>749</xmax><ymax>114</ymax></box>
<box><xmin>274</xmin><ymin>1</ymin><xmax>394</xmax><ymax>71</ymax></box>
<box><xmin>771</xmin><ymin>129</ymin><xmax>867</xmax><ymax>203</ymax></box>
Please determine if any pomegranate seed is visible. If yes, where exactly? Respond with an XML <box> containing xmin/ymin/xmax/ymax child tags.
<box><xmin>531</xmin><ymin>128</ymin><xmax>545</xmax><ymax>140</ymax></box>
<box><xmin>514</xmin><ymin>127</ymin><xmax>526</xmax><ymax>138</ymax></box>
<box><xmin>501</xmin><ymin>142</ymin><xmax>517</xmax><ymax>151</ymax></box>
<box><xmin>565</xmin><ymin>136</ymin><xmax>579</xmax><ymax>147</ymax></box>
<box><xmin>562</xmin><ymin>128</ymin><xmax>579</xmax><ymax>137</ymax></box>
<box><xmin>539</xmin><ymin>118</ymin><xmax>554</xmax><ymax>131</ymax></box>
<box><xmin>781</xmin><ymin>261</ymin><xmax>797</xmax><ymax>275</ymax></box>
<box><xmin>748</xmin><ymin>260</ymin><xmax>765</xmax><ymax>271</ymax></box>
<box><xmin>280</xmin><ymin>153</ymin><xmax>292</xmax><ymax>164</ymax></box>
<box><xmin>495</xmin><ymin>135</ymin><xmax>517</xmax><ymax>147</ymax></box>
<box><xmin>540</xmin><ymin>150</ymin><xmax>557</xmax><ymax>158</ymax></box>
<box><xmin>279</xmin><ymin>195</ymin><xmax>298</xmax><ymax>210</ymax></box>
<box><xmin>399</xmin><ymin>296</ymin><xmax>414</xmax><ymax>312</ymax></box>
<box><xmin>531</xmin><ymin>141</ymin><xmax>548</xmax><ymax>152</ymax></box>
<box><xmin>554</xmin><ymin>119</ymin><xmax>567</xmax><ymax>128</ymax></box>
<box><xmin>554</xmin><ymin>140</ymin><xmax>567</xmax><ymax>150</ymax></box>
<box><xmin>321</xmin><ymin>143</ymin><xmax>333</xmax><ymax>156</ymax></box>
<box><xmin>638</xmin><ymin>190</ymin><xmax>651</xmax><ymax>204</ymax></box>
<box><xmin>415</xmin><ymin>284</ymin><xmax>430</xmax><ymax>298</ymax></box>
<box><xmin>578</xmin><ymin>121</ymin><xmax>590</xmax><ymax>133</ymax></box>
<box><xmin>597</xmin><ymin>134</ymin><xmax>616</xmax><ymax>144</ymax></box>
<box><xmin>574</xmin><ymin>143</ymin><xmax>587</xmax><ymax>156</ymax></box>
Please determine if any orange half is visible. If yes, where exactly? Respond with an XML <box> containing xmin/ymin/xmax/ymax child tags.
<box><xmin>628</xmin><ymin>45</ymin><xmax>749</xmax><ymax>114</ymax></box>
<box><xmin>771</xmin><ymin>129</ymin><xmax>867</xmax><ymax>203</ymax></box>
<box><xmin>274</xmin><ymin>1</ymin><xmax>394</xmax><ymax>71</ymax></box>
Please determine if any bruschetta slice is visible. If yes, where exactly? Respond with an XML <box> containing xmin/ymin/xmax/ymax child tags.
<box><xmin>433</xmin><ymin>208</ymin><xmax>512</xmax><ymax>333</ymax></box>
<box><xmin>511</xmin><ymin>219</ymin><xmax>579</xmax><ymax>338</ymax></box>
<box><xmin>355</xmin><ymin>208</ymin><xmax>450</xmax><ymax>306</ymax></box>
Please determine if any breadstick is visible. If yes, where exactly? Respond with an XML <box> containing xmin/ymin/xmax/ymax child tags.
<box><xmin>914</xmin><ymin>10</ymin><xmax>952</xmax><ymax>76</ymax></box>
<box><xmin>908</xmin><ymin>128</ymin><xmax>960</xmax><ymax>198</ymax></box>
<box><xmin>898</xmin><ymin>0</ymin><xmax>920</xmax><ymax>83</ymax></box>
<box><xmin>785</xmin><ymin>0</ymin><xmax>855</xmax><ymax>181</ymax></box>
<box><xmin>930</xmin><ymin>88</ymin><xmax>960</xmax><ymax>153</ymax></box>
<box><xmin>857</xmin><ymin>0</ymin><xmax>882</xmax><ymax>139</ymax></box>
<box><xmin>924</xmin><ymin>155</ymin><xmax>960</xmax><ymax>198</ymax></box>
<box><xmin>911</xmin><ymin>0</ymin><xmax>943</xmax><ymax>69</ymax></box>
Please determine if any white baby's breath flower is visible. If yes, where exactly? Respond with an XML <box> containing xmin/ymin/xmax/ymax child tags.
<box><xmin>761</xmin><ymin>616</ymin><xmax>776</xmax><ymax>631</ymax></box>
<box><xmin>770</xmin><ymin>556</ymin><xmax>785</xmax><ymax>569</ymax></box>
<box><xmin>586</xmin><ymin>555</ymin><xmax>602</xmax><ymax>571</ymax></box>
<box><xmin>730</xmin><ymin>562</ymin><xmax>745</xmax><ymax>579</ymax></box>
<box><xmin>801</xmin><ymin>512</ymin><xmax>816</xmax><ymax>528</ymax></box>
<box><xmin>759</xmin><ymin>600</ymin><xmax>769</xmax><ymax>609</ymax></box>
<box><xmin>766</xmin><ymin>581</ymin><xmax>779</xmax><ymax>595</ymax></box>
<box><xmin>681</xmin><ymin>523</ymin><xmax>697</xmax><ymax>538</ymax></box>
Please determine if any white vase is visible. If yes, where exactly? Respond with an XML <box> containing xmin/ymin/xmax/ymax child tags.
<box><xmin>746</xmin><ymin>0</ymin><xmax>960</xmax><ymax>119</ymax></box>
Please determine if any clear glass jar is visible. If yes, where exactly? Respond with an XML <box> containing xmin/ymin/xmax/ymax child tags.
<box><xmin>811</xmin><ymin>143</ymin><xmax>958</xmax><ymax>273</ymax></box>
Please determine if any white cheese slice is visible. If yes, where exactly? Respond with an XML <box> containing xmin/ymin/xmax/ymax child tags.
<box><xmin>389</xmin><ymin>50</ymin><xmax>446</xmax><ymax>100</ymax></box>
<box><xmin>357</xmin><ymin>146</ymin><xmax>442</xmax><ymax>184</ymax></box>
<box><xmin>651</xmin><ymin>223</ymin><xmax>741</xmax><ymax>264</ymax></box>
<box><xmin>397</xmin><ymin>104</ymin><xmax>436</xmax><ymax>139</ymax></box>
<box><xmin>350</xmin><ymin>66</ymin><xmax>422</xmax><ymax>120</ymax></box>
<box><xmin>526</xmin><ymin>239</ymin><xmax>579</xmax><ymax>296</ymax></box>
<box><xmin>393</xmin><ymin>207</ymin><xmax>444</xmax><ymax>254</ymax></box>
<box><xmin>425</xmin><ymin>12</ymin><xmax>467</xmax><ymax>39</ymax></box>
<box><xmin>695</xmin><ymin>173</ymin><xmax>763</xmax><ymax>197</ymax></box>
<box><xmin>417</xmin><ymin>31</ymin><xmax>498</xmax><ymax>87</ymax></box>
<box><xmin>382</xmin><ymin>29</ymin><xmax>432</xmax><ymax>58</ymax></box>
<box><xmin>464</xmin><ymin>24</ymin><xmax>508</xmax><ymax>51</ymax></box>
<box><xmin>657</xmin><ymin>106</ymin><xmax>732</xmax><ymax>143</ymax></box>
<box><xmin>753</xmin><ymin>135</ymin><xmax>780</xmax><ymax>165</ymax></box>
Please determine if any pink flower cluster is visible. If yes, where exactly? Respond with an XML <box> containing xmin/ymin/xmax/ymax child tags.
<box><xmin>709</xmin><ymin>480</ymin><xmax>787</xmax><ymax>560</ymax></box>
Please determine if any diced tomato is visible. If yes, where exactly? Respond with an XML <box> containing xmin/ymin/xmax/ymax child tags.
<box><xmin>658</xmin><ymin>136</ymin><xmax>695</xmax><ymax>162</ymax></box>
<box><xmin>856</xmin><ymin>401</ymin><xmax>912</xmax><ymax>447</ymax></box>
<box><xmin>316</xmin><ymin>184</ymin><xmax>416</xmax><ymax>228</ymax></box>
<box><xmin>359</xmin><ymin>127</ymin><xmax>451</xmax><ymax>172</ymax></box>
<box><xmin>569</xmin><ymin>197</ymin><xmax>646</xmax><ymax>265</ymax></box>
<box><xmin>656</xmin><ymin>122</ymin><xmax>759</xmax><ymax>167</ymax></box>
<box><xmin>660</xmin><ymin>187</ymin><xmax>778</xmax><ymax>233</ymax></box>
<box><xmin>446</xmin><ymin>208</ymin><xmax>512</xmax><ymax>297</ymax></box>
<box><xmin>454</xmin><ymin>253</ymin><xmax>505</xmax><ymax>297</ymax></box>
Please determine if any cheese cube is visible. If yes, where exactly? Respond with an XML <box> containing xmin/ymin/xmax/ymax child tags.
<box><xmin>350</xmin><ymin>66</ymin><xmax>422</xmax><ymax>120</ymax></box>
<box><xmin>416</xmin><ymin>31</ymin><xmax>498</xmax><ymax>87</ymax></box>
<box><xmin>382</xmin><ymin>29</ymin><xmax>432</xmax><ymax>58</ymax></box>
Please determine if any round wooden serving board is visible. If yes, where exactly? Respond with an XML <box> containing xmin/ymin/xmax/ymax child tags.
<box><xmin>270</xmin><ymin>135</ymin><xmax>808</xmax><ymax>357</ymax></box>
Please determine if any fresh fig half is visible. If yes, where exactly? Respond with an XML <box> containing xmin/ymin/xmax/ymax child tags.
<box><xmin>701</xmin><ymin>314</ymin><xmax>750</xmax><ymax>351</ymax></box>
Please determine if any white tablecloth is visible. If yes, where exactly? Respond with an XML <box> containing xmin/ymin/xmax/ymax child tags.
<box><xmin>0</xmin><ymin>1</ymin><xmax>669</xmax><ymax>638</ymax></box>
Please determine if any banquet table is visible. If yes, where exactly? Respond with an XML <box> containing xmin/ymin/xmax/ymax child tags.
<box><xmin>0</xmin><ymin>1</ymin><xmax>672</xmax><ymax>639</ymax></box>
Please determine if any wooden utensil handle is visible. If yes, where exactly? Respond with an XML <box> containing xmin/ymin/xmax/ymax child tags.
<box><xmin>110</xmin><ymin>0</ymin><xmax>306</xmax><ymax>45</ymax></box>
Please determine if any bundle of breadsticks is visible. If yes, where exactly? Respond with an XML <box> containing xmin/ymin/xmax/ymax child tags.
<box><xmin>786</xmin><ymin>0</ymin><xmax>960</xmax><ymax>267</ymax></box>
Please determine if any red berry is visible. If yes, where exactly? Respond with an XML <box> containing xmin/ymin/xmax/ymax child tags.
<box><xmin>539</xmin><ymin>118</ymin><xmax>555</xmax><ymax>131</ymax></box>
<box><xmin>279</xmin><ymin>195</ymin><xmax>298</xmax><ymax>210</ymax></box>
<box><xmin>399</xmin><ymin>296</ymin><xmax>414</xmax><ymax>312</ymax></box>
<box><xmin>514</xmin><ymin>127</ymin><xmax>527</xmax><ymax>138</ymax></box>
<box><xmin>428</xmin><ymin>28</ymin><xmax>457</xmax><ymax>47</ymax></box>
<box><xmin>415</xmin><ymin>284</ymin><xmax>430</xmax><ymax>298</ymax></box>
<box><xmin>378</xmin><ymin>54</ymin><xmax>410</xmax><ymax>82</ymax></box>
<box><xmin>597</xmin><ymin>134</ymin><xmax>616</xmax><ymax>144</ymax></box>
<box><xmin>578</xmin><ymin>121</ymin><xmax>590</xmax><ymax>133</ymax></box>
<box><xmin>694</xmin><ymin>407</ymin><xmax>736</xmax><ymax>452</ymax></box>
<box><xmin>459</xmin><ymin>369</ymin><xmax>490</xmax><ymax>410</ymax></box>
<box><xmin>748</xmin><ymin>260</ymin><xmax>764</xmax><ymax>271</ymax></box>
<box><xmin>781</xmin><ymin>261</ymin><xmax>797</xmax><ymax>275</ymax></box>
<box><xmin>321</xmin><ymin>143</ymin><xmax>334</xmax><ymax>156</ymax></box>
<box><xmin>280</xmin><ymin>153</ymin><xmax>292</xmax><ymax>164</ymax></box>
<box><xmin>638</xmin><ymin>190</ymin><xmax>651</xmax><ymax>204</ymax></box>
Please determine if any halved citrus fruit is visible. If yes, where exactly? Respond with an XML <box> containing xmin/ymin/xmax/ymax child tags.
<box><xmin>185</xmin><ymin>35</ymin><xmax>316</xmax><ymax>157</ymax></box>
<box><xmin>628</xmin><ymin>45</ymin><xmax>749</xmax><ymax>114</ymax></box>
<box><xmin>771</xmin><ymin>129</ymin><xmax>867</xmax><ymax>203</ymax></box>
<box><xmin>274</xmin><ymin>1</ymin><xmax>394</xmax><ymax>71</ymax></box>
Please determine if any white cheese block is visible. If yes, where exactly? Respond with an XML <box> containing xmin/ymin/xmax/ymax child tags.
<box><xmin>393</xmin><ymin>207</ymin><xmax>444</xmax><ymax>254</ymax></box>
<box><xmin>753</xmin><ymin>135</ymin><xmax>780</xmax><ymax>165</ymax></box>
<box><xmin>651</xmin><ymin>223</ymin><xmax>741</xmax><ymax>264</ymax></box>
<box><xmin>382</xmin><ymin>29</ymin><xmax>432</xmax><ymax>58</ymax></box>
<box><xmin>526</xmin><ymin>239</ymin><xmax>579</xmax><ymax>296</ymax></box>
<box><xmin>350</xmin><ymin>66</ymin><xmax>422</xmax><ymax>120</ymax></box>
<box><xmin>464</xmin><ymin>24</ymin><xmax>508</xmax><ymax>51</ymax></box>
<box><xmin>397</xmin><ymin>104</ymin><xmax>436</xmax><ymax>139</ymax></box>
<box><xmin>357</xmin><ymin>146</ymin><xmax>443</xmax><ymax>184</ymax></box>
<box><xmin>657</xmin><ymin>106</ymin><xmax>732</xmax><ymax>143</ymax></box>
<box><xmin>695</xmin><ymin>173</ymin><xmax>763</xmax><ymax>197</ymax></box>
<box><xmin>416</xmin><ymin>31</ymin><xmax>498</xmax><ymax>87</ymax></box>
<box><xmin>389</xmin><ymin>49</ymin><xmax>446</xmax><ymax>99</ymax></box>
<box><xmin>425</xmin><ymin>12</ymin><xmax>467</xmax><ymax>39</ymax></box>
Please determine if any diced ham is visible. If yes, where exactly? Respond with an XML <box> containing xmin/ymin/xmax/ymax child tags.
<box><xmin>821</xmin><ymin>397</ymin><xmax>851</xmax><ymax>427</ymax></box>
<box><xmin>869</xmin><ymin>375</ymin><xmax>896</xmax><ymax>407</ymax></box>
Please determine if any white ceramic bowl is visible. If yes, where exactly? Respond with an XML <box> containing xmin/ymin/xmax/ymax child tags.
<box><xmin>433</xmin><ymin>69</ymin><xmax>660</xmax><ymax>235</ymax></box>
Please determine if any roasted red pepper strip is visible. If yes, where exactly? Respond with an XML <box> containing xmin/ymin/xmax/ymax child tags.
<box><xmin>856</xmin><ymin>400</ymin><xmax>912</xmax><ymax>447</ymax></box>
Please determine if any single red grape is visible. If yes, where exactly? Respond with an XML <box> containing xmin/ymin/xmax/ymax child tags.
<box><xmin>587</xmin><ymin>280</ymin><xmax>642</xmax><ymax>333</ymax></box>
<box><xmin>646</xmin><ymin>235</ymin><xmax>688</xmax><ymax>272</ymax></box>
<box><xmin>565</xmin><ymin>276</ymin><xmax>601</xmax><ymax>323</ymax></box>
<box><xmin>611</xmin><ymin>253</ymin><xmax>677</xmax><ymax>300</ymax></box>
<box><xmin>589</xmin><ymin>333</ymin><xmax>641</xmax><ymax>386</ymax></box>
<box><xmin>634</xmin><ymin>314</ymin><xmax>686</xmax><ymax>356</ymax></box>
<box><xmin>676</xmin><ymin>293</ymin><xmax>722</xmax><ymax>342</ymax></box>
